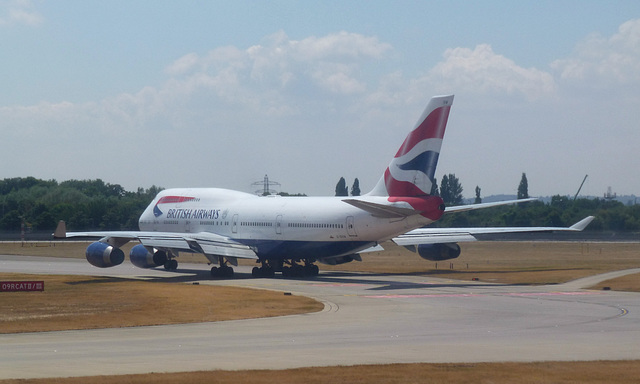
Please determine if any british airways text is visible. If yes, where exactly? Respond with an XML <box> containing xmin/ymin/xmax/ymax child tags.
<box><xmin>166</xmin><ymin>209</ymin><xmax>220</xmax><ymax>220</ymax></box>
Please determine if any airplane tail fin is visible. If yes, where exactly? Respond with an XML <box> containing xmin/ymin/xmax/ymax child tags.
<box><xmin>368</xmin><ymin>95</ymin><xmax>454</xmax><ymax>197</ymax></box>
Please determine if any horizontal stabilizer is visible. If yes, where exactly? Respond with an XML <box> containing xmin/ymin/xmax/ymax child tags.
<box><xmin>343</xmin><ymin>199</ymin><xmax>419</xmax><ymax>218</ymax></box>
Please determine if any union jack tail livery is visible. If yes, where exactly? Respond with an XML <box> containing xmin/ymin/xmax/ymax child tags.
<box><xmin>369</xmin><ymin>95</ymin><xmax>454</xmax><ymax>197</ymax></box>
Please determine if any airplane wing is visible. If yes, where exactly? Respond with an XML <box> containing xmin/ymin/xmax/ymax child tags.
<box><xmin>59</xmin><ymin>229</ymin><xmax>258</xmax><ymax>260</ymax></box>
<box><xmin>392</xmin><ymin>216</ymin><xmax>595</xmax><ymax>246</ymax></box>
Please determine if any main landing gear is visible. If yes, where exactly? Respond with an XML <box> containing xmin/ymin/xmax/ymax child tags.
<box><xmin>157</xmin><ymin>251</ymin><xmax>233</xmax><ymax>277</ymax></box>
<box><xmin>211</xmin><ymin>259</ymin><xmax>234</xmax><ymax>278</ymax></box>
<box><xmin>282</xmin><ymin>263</ymin><xmax>319</xmax><ymax>278</ymax></box>
<box><xmin>251</xmin><ymin>263</ymin><xmax>275</xmax><ymax>278</ymax></box>
<box><xmin>157</xmin><ymin>251</ymin><xmax>178</xmax><ymax>271</ymax></box>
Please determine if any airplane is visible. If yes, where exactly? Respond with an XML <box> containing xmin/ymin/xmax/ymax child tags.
<box><xmin>54</xmin><ymin>95</ymin><xmax>594</xmax><ymax>278</ymax></box>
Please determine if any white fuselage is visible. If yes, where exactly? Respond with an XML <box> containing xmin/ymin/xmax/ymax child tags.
<box><xmin>138</xmin><ymin>188</ymin><xmax>435</xmax><ymax>261</ymax></box>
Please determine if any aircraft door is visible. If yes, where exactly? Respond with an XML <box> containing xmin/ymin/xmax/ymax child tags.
<box><xmin>276</xmin><ymin>215</ymin><xmax>283</xmax><ymax>235</ymax></box>
<box><xmin>232</xmin><ymin>214</ymin><xmax>238</xmax><ymax>234</ymax></box>
<box><xmin>346</xmin><ymin>216</ymin><xmax>357</xmax><ymax>237</ymax></box>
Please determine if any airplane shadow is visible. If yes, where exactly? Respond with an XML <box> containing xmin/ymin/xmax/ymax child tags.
<box><xmin>292</xmin><ymin>271</ymin><xmax>495</xmax><ymax>291</ymax></box>
<box><xmin>135</xmin><ymin>266</ymin><xmax>509</xmax><ymax>291</ymax></box>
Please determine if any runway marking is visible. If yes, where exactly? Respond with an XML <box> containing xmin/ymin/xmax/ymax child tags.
<box><xmin>310</xmin><ymin>283</ymin><xmax>369</xmax><ymax>287</ymax></box>
<box><xmin>364</xmin><ymin>291</ymin><xmax>603</xmax><ymax>299</ymax></box>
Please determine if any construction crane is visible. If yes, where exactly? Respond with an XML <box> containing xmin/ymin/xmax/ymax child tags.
<box><xmin>573</xmin><ymin>174</ymin><xmax>588</xmax><ymax>201</ymax></box>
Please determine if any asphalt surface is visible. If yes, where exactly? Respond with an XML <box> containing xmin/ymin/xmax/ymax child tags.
<box><xmin>1</xmin><ymin>255</ymin><xmax>640</xmax><ymax>379</ymax></box>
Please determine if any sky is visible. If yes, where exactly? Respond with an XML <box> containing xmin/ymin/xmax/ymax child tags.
<box><xmin>1</xmin><ymin>1</ymin><xmax>639</xmax><ymax>199</ymax></box>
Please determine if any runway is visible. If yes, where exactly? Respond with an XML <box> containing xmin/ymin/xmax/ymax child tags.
<box><xmin>2</xmin><ymin>255</ymin><xmax>640</xmax><ymax>379</ymax></box>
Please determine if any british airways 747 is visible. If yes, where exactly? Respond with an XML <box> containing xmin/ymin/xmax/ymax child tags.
<box><xmin>55</xmin><ymin>95</ymin><xmax>593</xmax><ymax>278</ymax></box>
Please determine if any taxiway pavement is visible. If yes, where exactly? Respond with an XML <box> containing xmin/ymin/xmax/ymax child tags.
<box><xmin>1</xmin><ymin>255</ymin><xmax>640</xmax><ymax>379</ymax></box>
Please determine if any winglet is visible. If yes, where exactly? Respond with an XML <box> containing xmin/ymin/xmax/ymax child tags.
<box><xmin>569</xmin><ymin>216</ymin><xmax>595</xmax><ymax>231</ymax></box>
<box><xmin>53</xmin><ymin>220</ymin><xmax>67</xmax><ymax>238</ymax></box>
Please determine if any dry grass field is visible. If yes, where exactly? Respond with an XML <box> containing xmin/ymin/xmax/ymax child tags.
<box><xmin>0</xmin><ymin>272</ymin><xmax>322</xmax><ymax>334</ymax></box>
<box><xmin>2</xmin><ymin>361</ymin><xmax>640</xmax><ymax>384</ymax></box>
<box><xmin>322</xmin><ymin>240</ymin><xmax>640</xmax><ymax>289</ymax></box>
<box><xmin>2</xmin><ymin>240</ymin><xmax>640</xmax><ymax>383</ymax></box>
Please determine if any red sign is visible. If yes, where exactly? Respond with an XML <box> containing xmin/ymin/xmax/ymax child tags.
<box><xmin>0</xmin><ymin>281</ymin><xmax>44</xmax><ymax>292</ymax></box>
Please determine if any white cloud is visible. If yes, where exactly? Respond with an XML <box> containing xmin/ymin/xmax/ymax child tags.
<box><xmin>164</xmin><ymin>53</ymin><xmax>200</xmax><ymax>76</ymax></box>
<box><xmin>310</xmin><ymin>63</ymin><xmax>366</xmax><ymax>94</ymax></box>
<box><xmin>2</xmin><ymin>25</ymin><xmax>639</xmax><ymax>196</ymax></box>
<box><xmin>551</xmin><ymin>18</ymin><xmax>640</xmax><ymax>85</ymax></box>
<box><xmin>0</xmin><ymin>0</ymin><xmax>43</xmax><ymax>26</ymax></box>
<box><xmin>9</xmin><ymin>30</ymin><xmax>385</xmax><ymax>138</ymax></box>
<box><xmin>427</xmin><ymin>44</ymin><xmax>557</xmax><ymax>100</ymax></box>
<box><xmin>292</xmin><ymin>31</ymin><xmax>391</xmax><ymax>60</ymax></box>
<box><xmin>166</xmin><ymin>31</ymin><xmax>390</xmax><ymax>100</ymax></box>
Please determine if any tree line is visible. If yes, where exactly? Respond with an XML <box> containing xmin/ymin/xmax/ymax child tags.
<box><xmin>427</xmin><ymin>172</ymin><xmax>638</xmax><ymax>231</ymax></box>
<box><xmin>434</xmin><ymin>196</ymin><xmax>640</xmax><ymax>232</ymax></box>
<box><xmin>333</xmin><ymin>173</ymin><xmax>639</xmax><ymax>232</ymax></box>
<box><xmin>0</xmin><ymin>176</ymin><xmax>638</xmax><ymax>233</ymax></box>
<box><xmin>0</xmin><ymin>177</ymin><xmax>161</xmax><ymax>232</ymax></box>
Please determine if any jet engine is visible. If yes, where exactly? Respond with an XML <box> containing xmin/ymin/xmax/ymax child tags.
<box><xmin>417</xmin><ymin>243</ymin><xmax>461</xmax><ymax>261</ymax></box>
<box><xmin>129</xmin><ymin>244</ymin><xmax>168</xmax><ymax>269</ymax></box>
<box><xmin>85</xmin><ymin>242</ymin><xmax>125</xmax><ymax>268</ymax></box>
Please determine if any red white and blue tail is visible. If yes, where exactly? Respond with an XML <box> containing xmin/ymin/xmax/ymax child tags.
<box><xmin>368</xmin><ymin>95</ymin><xmax>454</xmax><ymax>197</ymax></box>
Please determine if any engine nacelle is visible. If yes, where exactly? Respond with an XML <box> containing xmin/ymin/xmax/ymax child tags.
<box><xmin>417</xmin><ymin>243</ymin><xmax>461</xmax><ymax>261</ymax></box>
<box><xmin>129</xmin><ymin>244</ymin><xmax>167</xmax><ymax>269</ymax></box>
<box><xmin>318</xmin><ymin>254</ymin><xmax>362</xmax><ymax>265</ymax></box>
<box><xmin>86</xmin><ymin>241</ymin><xmax>125</xmax><ymax>268</ymax></box>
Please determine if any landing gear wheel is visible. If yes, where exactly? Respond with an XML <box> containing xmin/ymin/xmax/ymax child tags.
<box><xmin>153</xmin><ymin>251</ymin><xmax>168</xmax><ymax>266</ymax></box>
<box><xmin>291</xmin><ymin>264</ymin><xmax>304</xmax><ymax>277</ymax></box>
<box><xmin>252</xmin><ymin>265</ymin><xmax>275</xmax><ymax>278</ymax></box>
<box><xmin>211</xmin><ymin>265</ymin><xmax>234</xmax><ymax>278</ymax></box>
<box><xmin>164</xmin><ymin>259</ymin><xmax>178</xmax><ymax>270</ymax></box>
<box><xmin>280</xmin><ymin>261</ymin><xmax>318</xmax><ymax>278</ymax></box>
<box><xmin>307</xmin><ymin>264</ymin><xmax>319</xmax><ymax>276</ymax></box>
